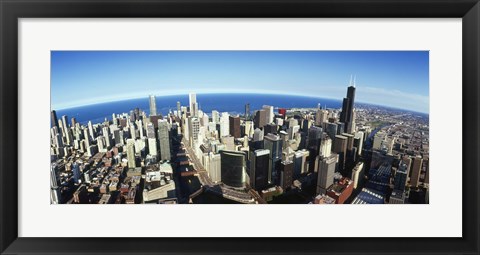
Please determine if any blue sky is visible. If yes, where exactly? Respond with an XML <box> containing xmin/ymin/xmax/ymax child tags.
<box><xmin>51</xmin><ymin>51</ymin><xmax>429</xmax><ymax>113</ymax></box>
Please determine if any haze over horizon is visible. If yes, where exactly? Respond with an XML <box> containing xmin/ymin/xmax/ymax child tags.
<box><xmin>51</xmin><ymin>51</ymin><xmax>429</xmax><ymax>113</ymax></box>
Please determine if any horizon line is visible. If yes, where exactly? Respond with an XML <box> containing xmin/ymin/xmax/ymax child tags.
<box><xmin>52</xmin><ymin>91</ymin><xmax>429</xmax><ymax>115</ymax></box>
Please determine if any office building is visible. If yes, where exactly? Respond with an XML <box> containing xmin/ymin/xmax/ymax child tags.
<box><xmin>220</xmin><ymin>150</ymin><xmax>247</xmax><ymax>188</ymax></box>
<box><xmin>189</xmin><ymin>93</ymin><xmax>198</xmax><ymax>117</ymax></box>
<box><xmin>148</xmin><ymin>137</ymin><xmax>157</xmax><ymax>157</ymax></box>
<box><xmin>158</xmin><ymin>119</ymin><xmax>171</xmax><ymax>161</ymax></box>
<box><xmin>394</xmin><ymin>158</ymin><xmax>410</xmax><ymax>191</ymax></box>
<box><xmin>254</xmin><ymin>109</ymin><xmax>267</xmax><ymax>129</ymax></box>
<box><xmin>326</xmin><ymin>122</ymin><xmax>338</xmax><ymax>141</ymax></box>
<box><xmin>279</xmin><ymin>160</ymin><xmax>294</xmax><ymax>190</ymax></box>
<box><xmin>315</xmin><ymin>109</ymin><xmax>328</xmax><ymax>127</ymax></box>
<box><xmin>245</xmin><ymin>103</ymin><xmax>250</xmax><ymax>120</ymax></box>
<box><xmin>51</xmin><ymin>110</ymin><xmax>59</xmax><ymax>128</ymax></box>
<box><xmin>316</xmin><ymin>153</ymin><xmax>338</xmax><ymax>195</ymax></box>
<box><xmin>176</xmin><ymin>101</ymin><xmax>181</xmax><ymax>117</ymax></box>
<box><xmin>127</xmin><ymin>139</ymin><xmax>136</xmax><ymax>169</ymax></box>
<box><xmin>264</xmin><ymin>133</ymin><xmax>283</xmax><ymax>184</ymax></box>
<box><xmin>263</xmin><ymin>105</ymin><xmax>274</xmax><ymax>124</ymax></box>
<box><xmin>208</xmin><ymin>152</ymin><xmax>221</xmax><ymax>183</ymax></box>
<box><xmin>410</xmin><ymin>155</ymin><xmax>423</xmax><ymax>187</ymax></box>
<box><xmin>220</xmin><ymin>112</ymin><xmax>230</xmax><ymax>137</ymax></box>
<box><xmin>250</xmin><ymin>149</ymin><xmax>270</xmax><ymax>190</ymax></box>
<box><xmin>339</xmin><ymin>80</ymin><xmax>356</xmax><ymax>133</ymax></box>
<box><xmin>333</xmin><ymin>135</ymin><xmax>347</xmax><ymax>173</ymax></box>
<box><xmin>351</xmin><ymin>162</ymin><xmax>365</xmax><ymax>189</ymax></box>
<box><xmin>307</xmin><ymin>126</ymin><xmax>323</xmax><ymax>152</ymax></box>
<box><xmin>229</xmin><ymin>115</ymin><xmax>241</xmax><ymax>138</ymax></box>
<box><xmin>149</xmin><ymin>95</ymin><xmax>157</xmax><ymax>116</ymax></box>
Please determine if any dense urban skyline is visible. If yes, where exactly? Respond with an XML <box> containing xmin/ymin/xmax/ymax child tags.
<box><xmin>51</xmin><ymin>84</ymin><xmax>429</xmax><ymax>205</ymax></box>
<box><xmin>51</xmin><ymin>51</ymin><xmax>429</xmax><ymax>113</ymax></box>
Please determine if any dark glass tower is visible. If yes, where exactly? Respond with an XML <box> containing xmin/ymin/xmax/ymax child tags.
<box><xmin>340</xmin><ymin>82</ymin><xmax>356</xmax><ymax>133</ymax></box>
<box><xmin>51</xmin><ymin>110</ymin><xmax>59</xmax><ymax>128</ymax></box>
<box><xmin>245</xmin><ymin>103</ymin><xmax>250</xmax><ymax>120</ymax></box>
<box><xmin>220</xmin><ymin>150</ymin><xmax>247</xmax><ymax>188</ymax></box>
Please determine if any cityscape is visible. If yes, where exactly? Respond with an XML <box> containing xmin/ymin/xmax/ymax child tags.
<box><xmin>50</xmin><ymin>51</ymin><xmax>429</xmax><ymax>204</ymax></box>
<box><xmin>50</xmin><ymin>85</ymin><xmax>429</xmax><ymax>204</ymax></box>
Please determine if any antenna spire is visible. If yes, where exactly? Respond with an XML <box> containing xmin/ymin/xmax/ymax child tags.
<box><xmin>353</xmin><ymin>75</ymin><xmax>356</xmax><ymax>87</ymax></box>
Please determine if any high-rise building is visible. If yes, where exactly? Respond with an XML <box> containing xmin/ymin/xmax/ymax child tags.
<box><xmin>211</xmin><ymin>110</ymin><xmax>220</xmax><ymax>124</ymax></box>
<box><xmin>254</xmin><ymin>109</ymin><xmax>267</xmax><ymax>129</ymax></box>
<box><xmin>315</xmin><ymin>109</ymin><xmax>328</xmax><ymax>127</ymax></box>
<box><xmin>219</xmin><ymin>112</ymin><xmax>230</xmax><ymax>137</ymax></box>
<box><xmin>317</xmin><ymin>153</ymin><xmax>338</xmax><ymax>195</ymax></box>
<box><xmin>319</xmin><ymin>135</ymin><xmax>332</xmax><ymax>158</ymax></box>
<box><xmin>189</xmin><ymin>117</ymin><xmax>200</xmax><ymax>145</ymax></box>
<box><xmin>127</xmin><ymin>139</ymin><xmax>136</xmax><ymax>169</ymax></box>
<box><xmin>373</xmin><ymin>131</ymin><xmax>387</xmax><ymax>150</ymax></box>
<box><xmin>51</xmin><ymin>110</ymin><xmax>59</xmax><ymax>128</ymax></box>
<box><xmin>339</xmin><ymin>80</ymin><xmax>356</xmax><ymax>134</ymax></box>
<box><xmin>307</xmin><ymin>126</ymin><xmax>323</xmax><ymax>152</ymax></box>
<box><xmin>395</xmin><ymin>158</ymin><xmax>409</xmax><ymax>191</ymax></box>
<box><xmin>264</xmin><ymin>133</ymin><xmax>283</xmax><ymax>184</ymax></box>
<box><xmin>61</xmin><ymin>115</ymin><xmax>69</xmax><ymax>135</ymax></box>
<box><xmin>245</xmin><ymin>103</ymin><xmax>250</xmax><ymax>120</ymax></box>
<box><xmin>220</xmin><ymin>150</ymin><xmax>247</xmax><ymax>188</ymax></box>
<box><xmin>229</xmin><ymin>116</ymin><xmax>241</xmax><ymax>138</ymax></box>
<box><xmin>148</xmin><ymin>138</ymin><xmax>157</xmax><ymax>157</ymax></box>
<box><xmin>263</xmin><ymin>105</ymin><xmax>274</xmax><ymax>124</ymax></box>
<box><xmin>410</xmin><ymin>156</ymin><xmax>423</xmax><ymax>187</ymax></box>
<box><xmin>354</xmin><ymin>131</ymin><xmax>364</xmax><ymax>156</ymax></box>
<box><xmin>333</xmin><ymin>135</ymin><xmax>348</xmax><ymax>173</ymax></box>
<box><xmin>279</xmin><ymin>160</ymin><xmax>294</xmax><ymax>190</ymax></box>
<box><xmin>176</xmin><ymin>101</ymin><xmax>181</xmax><ymax>117</ymax></box>
<box><xmin>351</xmin><ymin>162</ymin><xmax>365</xmax><ymax>189</ymax></box>
<box><xmin>250</xmin><ymin>149</ymin><xmax>270</xmax><ymax>190</ymax></box>
<box><xmin>146</xmin><ymin>122</ymin><xmax>156</xmax><ymax>139</ymax></box>
<box><xmin>72</xmin><ymin>162</ymin><xmax>81</xmax><ymax>183</ymax></box>
<box><xmin>326</xmin><ymin>122</ymin><xmax>338</xmax><ymax>141</ymax></box>
<box><xmin>158</xmin><ymin>119</ymin><xmax>171</xmax><ymax>161</ymax></box>
<box><xmin>149</xmin><ymin>95</ymin><xmax>157</xmax><ymax>116</ymax></box>
<box><xmin>189</xmin><ymin>93</ymin><xmax>198</xmax><ymax>117</ymax></box>
<box><xmin>208</xmin><ymin>152</ymin><xmax>221</xmax><ymax>183</ymax></box>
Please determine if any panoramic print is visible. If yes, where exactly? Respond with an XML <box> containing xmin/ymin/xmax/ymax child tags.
<box><xmin>50</xmin><ymin>51</ymin><xmax>429</xmax><ymax>204</ymax></box>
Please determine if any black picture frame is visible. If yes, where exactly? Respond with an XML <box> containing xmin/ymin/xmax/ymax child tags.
<box><xmin>1</xmin><ymin>0</ymin><xmax>479</xmax><ymax>254</ymax></box>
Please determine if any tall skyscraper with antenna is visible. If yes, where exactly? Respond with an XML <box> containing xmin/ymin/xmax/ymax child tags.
<box><xmin>340</xmin><ymin>75</ymin><xmax>356</xmax><ymax>134</ymax></box>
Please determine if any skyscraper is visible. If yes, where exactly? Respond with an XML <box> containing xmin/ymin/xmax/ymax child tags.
<box><xmin>61</xmin><ymin>115</ymin><xmax>69</xmax><ymax>133</ymax></box>
<box><xmin>254</xmin><ymin>109</ymin><xmax>267</xmax><ymax>129</ymax></box>
<box><xmin>158</xmin><ymin>119</ymin><xmax>171</xmax><ymax>161</ymax></box>
<box><xmin>333</xmin><ymin>135</ymin><xmax>348</xmax><ymax>174</ymax></box>
<box><xmin>176</xmin><ymin>101</ymin><xmax>181</xmax><ymax>117</ymax></box>
<box><xmin>148</xmin><ymin>137</ymin><xmax>157</xmax><ymax>157</ymax></box>
<box><xmin>279</xmin><ymin>160</ymin><xmax>294</xmax><ymax>190</ymax></box>
<box><xmin>264</xmin><ymin>133</ymin><xmax>283</xmax><ymax>184</ymax></box>
<box><xmin>410</xmin><ymin>156</ymin><xmax>423</xmax><ymax>187</ymax></box>
<box><xmin>189</xmin><ymin>92</ymin><xmax>198</xmax><ymax>117</ymax></box>
<box><xmin>317</xmin><ymin>153</ymin><xmax>338</xmax><ymax>195</ymax></box>
<box><xmin>220</xmin><ymin>150</ymin><xmax>247</xmax><ymax>188</ymax></box>
<box><xmin>51</xmin><ymin>110</ymin><xmax>59</xmax><ymax>128</ymax></box>
<box><xmin>339</xmin><ymin>78</ymin><xmax>356</xmax><ymax>134</ymax></box>
<box><xmin>395</xmin><ymin>158</ymin><xmax>409</xmax><ymax>191</ymax></box>
<box><xmin>229</xmin><ymin>116</ymin><xmax>241</xmax><ymax>138</ymax></box>
<box><xmin>250</xmin><ymin>149</ymin><xmax>270</xmax><ymax>190</ymax></box>
<box><xmin>219</xmin><ymin>112</ymin><xmax>229</xmax><ymax>137</ymax></box>
<box><xmin>127</xmin><ymin>139</ymin><xmax>136</xmax><ymax>169</ymax></box>
<box><xmin>245</xmin><ymin>103</ymin><xmax>250</xmax><ymax>120</ymax></box>
<box><xmin>149</xmin><ymin>95</ymin><xmax>157</xmax><ymax>116</ymax></box>
<box><xmin>263</xmin><ymin>105</ymin><xmax>274</xmax><ymax>124</ymax></box>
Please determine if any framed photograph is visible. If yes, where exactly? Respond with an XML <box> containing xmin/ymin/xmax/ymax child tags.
<box><xmin>1</xmin><ymin>0</ymin><xmax>479</xmax><ymax>254</ymax></box>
